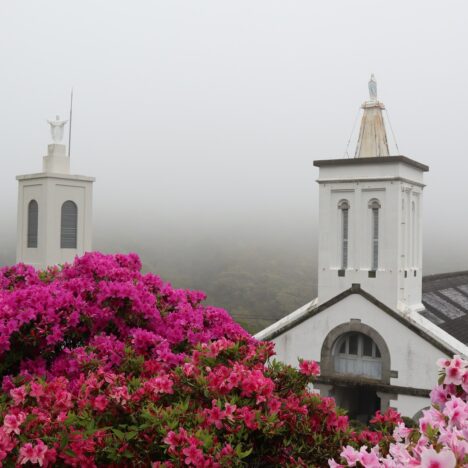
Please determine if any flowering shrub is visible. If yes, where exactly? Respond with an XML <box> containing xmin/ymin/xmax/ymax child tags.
<box><xmin>331</xmin><ymin>355</ymin><xmax>468</xmax><ymax>467</ymax></box>
<box><xmin>0</xmin><ymin>252</ymin><xmax>353</xmax><ymax>466</ymax></box>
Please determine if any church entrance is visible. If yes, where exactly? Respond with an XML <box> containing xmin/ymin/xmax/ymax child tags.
<box><xmin>332</xmin><ymin>386</ymin><xmax>380</xmax><ymax>424</ymax></box>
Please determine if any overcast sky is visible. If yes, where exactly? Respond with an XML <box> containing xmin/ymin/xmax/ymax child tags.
<box><xmin>1</xmin><ymin>0</ymin><xmax>468</xmax><ymax>272</ymax></box>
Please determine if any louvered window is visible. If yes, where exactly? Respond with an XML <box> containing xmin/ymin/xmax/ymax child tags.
<box><xmin>369</xmin><ymin>200</ymin><xmax>381</xmax><ymax>271</ymax></box>
<box><xmin>339</xmin><ymin>200</ymin><xmax>350</xmax><ymax>269</ymax></box>
<box><xmin>61</xmin><ymin>201</ymin><xmax>77</xmax><ymax>249</ymax></box>
<box><xmin>27</xmin><ymin>200</ymin><xmax>38</xmax><ymax>248</ymax></box>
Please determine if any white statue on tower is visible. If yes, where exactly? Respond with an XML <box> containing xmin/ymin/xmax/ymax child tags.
<box><xmin>368</xmin><ymin>74</ymin><xmax>378</xmax><ymax>101</ymax></box>
<box><xmin>47</xmin><ymin>115</ymin><xmax>68</xmax><ymax>143</ymax></box>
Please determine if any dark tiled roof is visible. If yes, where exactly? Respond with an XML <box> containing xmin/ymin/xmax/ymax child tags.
<box><xmin>421</xmin><ymin>272</ymin><xmax>468</xmax><ymax>345</ymax></box>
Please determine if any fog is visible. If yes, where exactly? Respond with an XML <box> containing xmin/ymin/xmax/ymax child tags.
<box><xmin>1</xmin><ymin>1</ymin><xmax>468</xmax><ymax>330</ymax></box>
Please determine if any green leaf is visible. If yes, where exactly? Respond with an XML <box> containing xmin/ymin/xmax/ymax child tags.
<box><xmin>60</xmin><ymin>432</ymin><xmax>70</xmax><ymax>450</ymax></box>
<box><xmin>235</xmin><ymin>444</ymin><xmax>253</xmax><ymax>459</ymax></box>
<box><xmin>126</xmin><ymin>431</ymin><xmax>138</xmax><ymax>440</ymax></box>
<box><xmin>112</xmin><ymin>428</ymin><xmax>126</xmax><ymax>440</ymax></box>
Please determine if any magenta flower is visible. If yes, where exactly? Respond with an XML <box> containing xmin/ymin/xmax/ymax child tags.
<box><xmin>299</xmin><ymin>359</ymin><xmax>320</xmax><ymax>376</ymax></box>
<box><xmin>182</xmin><ymin>444</ymin><xmax>204</xmax><ymax>465</ymax></box>
<box><xmin>92</xmin><ymin>395</ymin><xmax>109</xmax><ymax>412</ymax></box>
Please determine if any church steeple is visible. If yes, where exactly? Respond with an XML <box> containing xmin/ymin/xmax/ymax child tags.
<box><xmin>314</xmin><ymin>77</ymin><xmax>429</xmax><ymax>314</ymax></box>
<box><xmin>354</xmin><ymin>75</ymin><xmax>390</xmax><ymax>158</ymax></box>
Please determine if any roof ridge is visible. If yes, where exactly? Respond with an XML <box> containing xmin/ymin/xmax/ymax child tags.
<box><xmin>423</xmin><ymin>271</ymin><xmax>468</xmax><ymax>282</ymax></box>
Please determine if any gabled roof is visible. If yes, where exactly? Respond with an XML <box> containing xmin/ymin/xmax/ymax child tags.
<box><xmin>255</xmin><ymin>284</ymin><xmax>468</xmax><ymax>358</ymax></box>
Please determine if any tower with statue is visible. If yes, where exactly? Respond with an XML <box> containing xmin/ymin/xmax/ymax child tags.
<box><xmin>16</xmin><ymin>116</ymin><xmax>94</xmax><ymax>269</ymax></box>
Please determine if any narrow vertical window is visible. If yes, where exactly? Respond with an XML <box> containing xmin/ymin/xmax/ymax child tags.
<box><xmin>412</xmin><ymin>201</ymin><xmax>416</xmax><ymax>267</ymax></box>
<box><xmin>27</xmin><ymin>200</ymin><xmax>38</xmax><ymax>248</ymax></box>
<box><xmin>61</xmin><ymin>201</ymin><xmax>78</xmax><ymax>248</ymax></box>
<box><xmin>369</xmin><ymin>200</ymin><xmax>381</xmax><ymax>271</ymax></box>
<box><xmin>401</xmin><ymin>198</ymin><xmax>406</xmax><ymax>269</ymax></box>
<box><xmin>338</xmin><ymin>200</ymin><xmax>350</xmax><ymax>270</ymax></box>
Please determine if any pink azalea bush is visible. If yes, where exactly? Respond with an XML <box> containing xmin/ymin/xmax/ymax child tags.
<box><xmin>2</xmin><ymin>252</ymin><xmax>466</xmax><ymax>466</ymax></box>
<box><xmin>331</xmin><ymin>355</ymin><xmax>468</xmax><ymax>467</ymax></box>
<box><xmin>0</xmin><ymin>252</ymin><xmax>355</xmax><ymax>466</ymax></box>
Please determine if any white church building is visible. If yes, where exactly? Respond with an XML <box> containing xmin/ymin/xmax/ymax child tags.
<box><xmin>16</xmin><ymin>116</ymin><xmax>94</xmax><ymax>269</ymax></box>
<box><xmin>256</xmin><ymin>76</ymin><xmax>468</xmax><ymax>422</ymax></box>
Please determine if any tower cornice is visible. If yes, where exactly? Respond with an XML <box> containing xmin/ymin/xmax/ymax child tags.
<box><xmin>313</xmin><ymin>155</ymin><xmax>429</xmax><ymax>172</ymax></box>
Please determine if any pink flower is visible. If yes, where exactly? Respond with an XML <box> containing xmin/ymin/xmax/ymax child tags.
<box><xmin>420</xmin><ymin>447</ymin><xmax>456</xmax><ymax>468</ymax></box>
<box><xmin>203</xmin><ymin>401</ymin><xmax>225</xmax><ymax>429</ymax></box>
<box><xmin>437</xmin><ymin>358</ymin><xmax>452</xmax><ymax>369</ymax></box>
<box><xmin>444</xmin><ymin>365</ymin><xmax>464</xmax><ymax>386</ymax></box>
<box><xmin>340</xmin><ymin>445</ymin><xmax>361</xmax><ymax>466</ymax></box>
<box><xmin>3</xmin><ymin>412</ymin><xmax>26</xmax><ymax>435</ymax></box>
<box><xmin>109</xmin><ymin>386</ymin><xmax>130</xmax><ymax>405</ymax></box>
<box><xmin>328</xmin><ymin>460</ymin><xmax>344</xmax><ymax>467</ymax></box>
<box><xmin>18</xmin><ymin>440</ymin><xmax>49</xmax><ymax>466</ymax></box>
<box><xmin>359</xmin><ymin>446</ymin><xmax>380</xmax><ymax>468</ymax></box>
<box><xmin>237</xmin><ymin>407</ymin><xmax>258</xmax><ymax>430</ymax></box>
<box><xmin>392</xmin><ymin>423</ymin><xmax>412</xmax><ymax>442</ymax></box>
<box><xmin>443</xmin><ymin>397</ymin><xmax>468</xmax><ymax>427</ymax></box>
<box><xmin>219</xmin><ymin>443</ymin><xmax>234</xmax><ymax>458</ymax></box>
<box><xmin>224</xmin><ymin>402</ymin><xmax>236</xmax><ymax>421</ymax></box>
<box><xmin>163</xmin><ymin>428</ymin><xmax>188</xmax><ymax>449</ymax></box>
<box><xmin>182</xmin><ymin>363</ymin><xmax>198</xmax><ymax>377</ymax></box>
<box><xmin>29</xmin><ymin>382</ymin><xmax>44</xmax><ymax>400</ymax></box>
<box><xmin>182</xmin><ymin>444</ymin><xmax>204</xmax><ymax>465</ymax></box>
<box><xmin>268</xmin><ymin>397</ymin><xmax>281</xmax><ymax>413</ymax></box>
<box><xmin>93</xmin><ymin>395</ymin><xmax>109</xmax><ymax>412</ymax></box>
<box><xmin>430</xmin><ymin>385</ymin><xmax>448</xmax><ymax>406</ymax></box>
<box><xmin>299</xmin><ymin>359</ymin><xmax>320</xmax><ymax>376</ymax></box>
<box><xmin>152</xmin><ymin>375</ymin><xmax>174</xmax><ymax>394</ymax></box>
<box><xmin>10</xmin><ymin>386</ymin><xmax>27</xmax><ymax>405</ymax></box>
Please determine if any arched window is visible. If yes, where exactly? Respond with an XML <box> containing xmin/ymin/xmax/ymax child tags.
<box><xmin>61</xmin><ymin>201</ymin><xmax>78</xmax><ymax>249</ymax></box>
<box><xmin>338</xmin><ymin>200</ymin><xmax>350</xmax><ymax>270</ymax></box>
<box><xmin>368</xmin><ymin>200</ymin><xmax>381</xmax><ymax>271</ymax></box>
<box><xmin>27</xmin><ymin>200</ymin><xmax>38</xmax><ymax>248</ymax></box>
<box><xmin>333</xmin><ymin>332</ymin><xmax>382</xmax><ymax>379</ymax></box>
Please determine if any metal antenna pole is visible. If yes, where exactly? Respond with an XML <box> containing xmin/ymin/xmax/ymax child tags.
<box><xmin>68</xmin><ymin>88</ymin><xmax>73</xmax><ymax>157</ymax></box>
<box><xmin>384</xmin><ymin>108</ymin><xmax>400</xmax><ymax>155</ymax></box>
<box><xmin>343</xmin><ymin>107</ymin><xmax>361</xmax><ymax>158</ymax></box>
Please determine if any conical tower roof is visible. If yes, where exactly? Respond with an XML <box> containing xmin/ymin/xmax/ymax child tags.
<box><xmin>354</xmin><ymin>75</ymin><xmax>390</xmax><ymax>158</ymax></box>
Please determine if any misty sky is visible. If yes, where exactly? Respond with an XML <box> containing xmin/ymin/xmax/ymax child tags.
<box><xmin>1</xmin><ymin>0</ymin><xmax>468</xmax><ymax>273</ymax></box>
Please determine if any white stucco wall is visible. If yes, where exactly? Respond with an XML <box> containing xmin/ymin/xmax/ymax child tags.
<box><xmin>269</xmin><ymin>294</ymin><xmax>451</xmax><ymax>417</ymax></box>
<box><xmin>397</xmin><ymin>395</ymin><xmax>430</xmax><ymax>420</ymax></box>
<box><xmin>16</xmin><ymin>173</ymin><xmax>94</xmax><ymax>269</ymax></box>
<box><xmin>317</xmin><ymin>159</ymin><xmax>425</xmax><ymax>314</ymax></box>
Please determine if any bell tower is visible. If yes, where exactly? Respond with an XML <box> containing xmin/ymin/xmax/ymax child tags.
<box><xmin>315</xmin><ymin>76</ymin><xmax>429</xmax><ymax>313</ymax></box>
<box><xmin>16</xmin><ymin>116</ymin><xmax>95</xmax><ymax>269</ymax></box>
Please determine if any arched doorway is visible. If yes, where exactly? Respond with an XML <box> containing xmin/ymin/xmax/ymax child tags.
<box><xmin>319</xmin><ymin>322</ymin><xmax>392</xmax><ymax>423</ymax></box>
<box><xmin>331</xmin><ymin>332</ymin><xmax>382</xmax><ymax>422</ymax></box>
